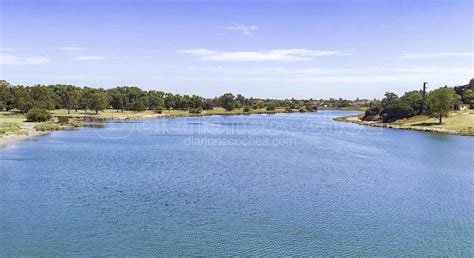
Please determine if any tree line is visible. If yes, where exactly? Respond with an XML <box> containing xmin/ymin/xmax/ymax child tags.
<box><xmin>363</xmin><ymin>79</ymin><xmax>474</xmax><ymax>124</ymax></box>
<box><xmin>0</xmin><ymin>80</ymin><xmax>367</xmax><ymax>115</ymax></box>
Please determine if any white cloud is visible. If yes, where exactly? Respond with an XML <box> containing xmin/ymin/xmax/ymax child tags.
<box><xmin>225</xmin><ymin>23</ymin><xmax>258</xmax><ymax>36</ymax></box>
<box><xmin>0</xmin><ymin>55</ymin><xmax>51</xmax><ymax>65</ymax></box>
<box><xmin>69</xmin><ymin>56</ymin><xmax>126</xmax><ymax>61</ymax></box>
<box><xmin>70</xmin><ymin>56</ymin><xmax>106</xmax><ymax>60</ymax></box>
<box><xmin>178</xmin><ymin>48</ymin><xmax>350</xmax><ymax>62</ymax></box>
<box><xmin>400</xmin><ymin>52</ymin><xmax>474</xmax><ymax>59</ymax></box>
<box><xmin>167</xmin><ymin>65</ymin><xmax>473</xmax><ymax>84</ymax></box>
<box><xmin>56</xmin><ymin>47</ymin><xmax>85</xmax><ymax>51</ymax></box>
<box><xmin>187</xmin><ymin>66</ymin><xmax>473</xmax><ymax>76</ymax></box>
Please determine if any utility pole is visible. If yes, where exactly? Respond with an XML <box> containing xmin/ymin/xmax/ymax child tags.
<box><xmin>421</xmin><ymin>82</ymin><xmax>428</xmax><ymax>114</ymax></box>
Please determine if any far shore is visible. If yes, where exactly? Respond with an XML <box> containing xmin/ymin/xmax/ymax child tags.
<box><xmin>334</xmin><ymin>110</ymin><xmax>474</xmax><ymax>136</ymax></box>
<box><xmin>3</xmin><ymin>107</ymin><xmax>353</xmax><ymax>147</ymax></box>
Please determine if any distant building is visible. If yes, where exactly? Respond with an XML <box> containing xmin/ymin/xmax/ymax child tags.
<box><xmin>453</xmin><ymin>102</ymin><xmax>470</xmax><ymax>111</ymax></box>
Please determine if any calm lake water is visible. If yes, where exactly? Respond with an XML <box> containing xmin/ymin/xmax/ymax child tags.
<box><xmin>1</xmin><ymin>110</ymin><xmax>473</xmax><ymax>255</ymax></box>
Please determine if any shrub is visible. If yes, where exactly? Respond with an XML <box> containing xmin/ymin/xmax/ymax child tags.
<box><xmin>285</xmin><ymin>107</ymin><xmax>293</xmax><ymax>113</ymax></box>
<box><xmin>189</xmin><ymin>108</ymin><xmax>202</xmax><ymax>114</ymax></box>
<box><xmin>154</xmin><ymin>106</ymin><xmax>164</xmax><ymax>114</ymax></box>
<box><xmin>26</xmin><ymin>108</ymin><xmax>52</xmax><ymax>122</ymax></box>
<box><xmin>299</xmin><ymin>107</ymin><xmax>307</xmax><ymax>113</ymax></box>
<box><xmin>243</xmin><ymin>106</ymin><xmax>251</xmax><ymax>112</ymax></box>
<box><xmin>266</xmin><ymin>103</ymin><xmax>276</xmax><ymax>111</ymax></box>
<box><xmin>57</xmin><ymin>116</ymin><xmax>69</xmax><ymax>124</ymax></box>
<box><xmin>363</xmin><ymin>105</ymin><xmax>382</xmax><ymax>120</ymax></box>
<box><xmin>380</xmin><ymin>102</ymin><xmax>416</xmax><ymax>122</ymax></box>
<box><xmin>202</xmin><ymin>102</ymin><xmax>214</xmax><ymax>110</ymax></box>
<box><xmin>34</xmin><ymin>122</ymin><xmax>61</xmax><ymax>131</ymax></box>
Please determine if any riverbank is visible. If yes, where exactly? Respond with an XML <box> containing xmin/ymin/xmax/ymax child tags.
<box><xmin>334</xmin><ymin>109</ymin><xmax>474</xmax><ymax>136</ymax></box>
<box><xmin>0</xmin><ymin>107</ymin><xmax>300</xmax><ymax>146</ymax></box>
<box><xmin>0</xmin><ymin>122</ymin><xmax>50</xmax><ymax>147</ymax></box>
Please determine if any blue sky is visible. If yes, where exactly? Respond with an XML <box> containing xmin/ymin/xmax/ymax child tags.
<box><xmin>0</xmin><ymin>0</ymin><xmax>472</xmax><ymax>99</ymax></box>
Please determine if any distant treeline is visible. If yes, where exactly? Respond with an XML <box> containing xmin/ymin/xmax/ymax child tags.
<box><xmin>363</xmin><ymin>79</ymin><xmax>474</xmax><ymax>124</ymax></box>
<box><xmin>0</xmin><ymin>80</ymin><xmax>370</xmax><ymax>114</ymax></box>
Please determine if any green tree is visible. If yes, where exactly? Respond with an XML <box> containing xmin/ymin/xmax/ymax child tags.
<box><xmin>190</xmin><ymin>95</ymin><xmax>203</xmax><ymax>109</ymax></box>
<box><xmin>61</xmin><ymin>86</ymin><xmax>82</xmax><ymax>114</ymax></box>
<box><xmin>380</xmin><ymin>101</ymin><xmax>415</xmax><ymax>122</ymax></box>
<box><xmin>132</xmin><ymin>100</ymin><xmax>146</xmax><ymax>111</ymax></box>
<box><xmin>218</xmin><ymin>93</ymin><xmax>236</xmax><ymax>111</ymax></box>
<box><xmin>30</xmin><ymin>86</ymin><xmax>55</xmax><ymax>110</ymax></box>
<box><xmin>13</xmin><ymin>86</ymin><xmax>33</xmax><ymax>113</ymax></box>
<box><xmin>463</xmin><ymin>89</ymin><xmax>474</xmax><ymax>105</ymax></box>
<box><xmin>381</xmin><ymin>92</ymin><xmax>398</xmax><ymax>108</ymax></box>
<box><xmin>80</xmin><ymin>87</ymin><xmax>95</xmax><ymax>113</ymax></box>
<box><xmin>427</xmin><ymin>87</ymin><xmax>458</xmax><ymax>124</ymax></box>
<box><xmin>266</xmin><ymin>102</ymin><xmax>276</xmax><ymax>111</ymax></box>
<box><xmin>147</xmin><ymin>93</ymin><xmax>164</xmax><ymax>110</ymax></box>
<box><xmin>400</xmin><ymin>90</ymin><xmax>423</xmax><ymax>114</ymax></box>
<box><xmin>202</xmin><ymin>101</ymin><xmax>214</xmax><ymax>110</ymax></box>
<box><xmin>164</xmin><ymin>93</ymin><xmax>176</xmax><ymax>111</ymax></box>
<box><xmin>90</xmin><ymin>92</ymin><xmax>109</xmax><ymax>114</ymax></box>
<box><xmin>110</xmin><ymin>92</ymin><xmax>128</xmax><ymax>112</ymax></box>
<box><xmin>0</xmin><ymin>80</ymin><xmax>11</xmax><ymax>111</ymax></box>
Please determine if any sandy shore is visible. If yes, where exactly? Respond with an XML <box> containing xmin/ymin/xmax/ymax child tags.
<box><xmin>0</xmin><ymin>123</ymin><xmax>50</xmax><ymax>147</ymax></box>
<box><xmin>334</xmin><ymin>114</ymin><xmax>470</xmax><ymax>136</ymax></box>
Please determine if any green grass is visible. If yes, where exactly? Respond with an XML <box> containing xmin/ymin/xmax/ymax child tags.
<box><xmin>0</xmin><ymin>123</ymin><xmax>24</xmax><ymax>135</ymax></box>
<box><xmin>34</xmin><ymin>122</ymin><xmax>62</xmax><ymax>132</ymax></box>
<box><xmin>336</xmin><ymin>109</ymin><xmax>474</xmax><ymax>136</ymax></box>
<box><xmin>0</xmin><ymin>112</ymin><xmax>27</xmax><ymax>135</ymax></box>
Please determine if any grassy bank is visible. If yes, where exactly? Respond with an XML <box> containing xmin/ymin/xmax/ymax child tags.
<box><xmin>335</xmin><ymin>109</ymin><xmax>474</xmax><ymax>136</ymax></box>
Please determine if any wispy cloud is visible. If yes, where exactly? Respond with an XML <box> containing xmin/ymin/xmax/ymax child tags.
<box><xmin>191</xmin><ymin>66</ymin><xmax>473</xmax><ymax>76</ymax></box>
<box><xmin>69</xmin><ymin>56</ymin><xmax>126</xmax><ymax>61</ymax></box>
<box><xmin>178</xmin><ymin>49</ymin><xmax>350</xmax><ymax>62</ymax></box>
<box><xmin>225</xmin><ymin>23</ymin><xmax>258</xmax><ymax>36</ymax></box>
<box><xmin>169</xmin><ymin>65</ymin><xmax>473</xmax><ymax>84</ymax></box>
<box><xmin>0</xmin><ymin>55</ymin><xmax>51</xmax><ymax>65</ymax></box>
<box><xmin>56</xmin><ymin>47</ymin><xmax>85</xmax><ymax>51</ymax></box>
<box><xmin>400</xmin><ymin>52</ymin><xmax>474</xmax><ymax>59</ymax></box>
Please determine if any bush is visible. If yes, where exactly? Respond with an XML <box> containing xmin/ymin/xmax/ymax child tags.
<box><xmin>299</xmin><ymin>108</ymin><xmax>307</xmax><ymax>113</ymax></box>
<box><xmin>380</xmin><ymin>102</ymin><xmax>416</xmax><ymax>122</ymax></box>
<box><xmin>26</xmin><ymin>108</ymin><xmax>52</xmax><ymax>122</ymax></box>
<box><xmin>202</xmin><ymin>102</ymin><xmax>214</xmax><ymax>110</ymax></box>
<box><xmin>243</xmin><ymin>106</ymin><xmax>251</xmax><ymax>112</ymax></box>
<box><xmin>34</xmin><ymin>122</ymin><xmax>61</xmax><ymax>131</ymax></box>
<box><xmin>189</xmin><ymin>108</ymin><xmax>202</xmax><ymax>114</ymax></box>
<box><xmin>154</xmin><ymin>106</ymin><xmax>164</xmax><ymax>114</ymax></box>
<box><xmin>285</xmin><ymin>107</ymin><xmax>293</xmax><ymax>113</ymax></box>
<box><xmin>266</xmin><ymin>104</ymin><xmax>276</xmax><ymax>111</ymax></box>
<box><xmin>363</xmin><ymin>105</ymin><xmax>382</xmax><ymax>120</ymax></box>
<box><xmin>57</xmin><ymin>116</ymin><xmax>69</xmax><ymax>124</ymax></box>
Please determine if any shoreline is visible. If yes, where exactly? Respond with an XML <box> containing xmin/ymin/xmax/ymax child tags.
<box><xmin>0</xmin><ymin>108</ymin><xmax>314</xmax><ymax>147</ymax></box>
<box><xmin>0</xmin><ymin>108</ymin><xmax>366</xmax><ymax>148</ymax></box>
<box><xmin>334</xmin><ymin>114</ymin><xmax>474</xmax><ymax>136</ymax></box>
<box><xmin>0</xmin><ymin>122</ymin><xmax>50</xmax><ymax>148</ymax></box>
